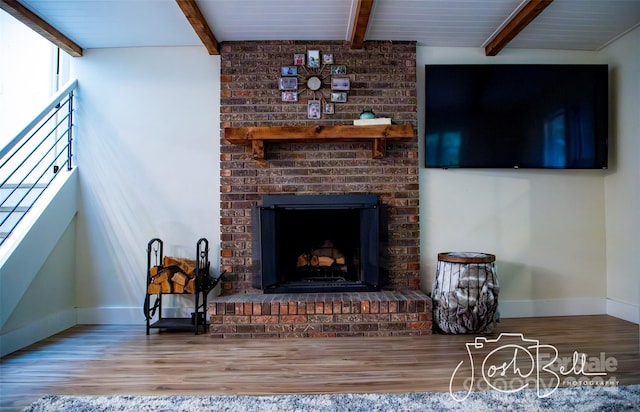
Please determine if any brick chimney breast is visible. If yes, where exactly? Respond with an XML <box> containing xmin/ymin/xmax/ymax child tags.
<box><xmin>220</xmin><ymin>41</ymin><xmax>419</xmax><ymax>295</ymax></box>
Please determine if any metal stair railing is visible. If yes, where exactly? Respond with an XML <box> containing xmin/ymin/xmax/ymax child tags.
<box><xmin>0</xmin><ymin>79</ymin><xmax>78</xmax><ymax>246</ymax></box>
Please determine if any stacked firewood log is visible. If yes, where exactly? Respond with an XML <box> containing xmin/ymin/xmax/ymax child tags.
<box><xmin>147</xmin><ymin>256</ymin><xmax>197</xmax><ymax>294</ymax></box>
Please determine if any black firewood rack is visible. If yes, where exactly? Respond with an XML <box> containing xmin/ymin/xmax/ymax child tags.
<box><xmin>143</xmin><ymin>237</ymin><xmax>221</xmax><ymax>335</ymax></box>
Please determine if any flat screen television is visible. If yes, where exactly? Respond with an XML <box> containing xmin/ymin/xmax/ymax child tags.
<box><xmin>424</xmin><ymin>64</ymin><xmax>608</xmax><ymax>169</ymax></box>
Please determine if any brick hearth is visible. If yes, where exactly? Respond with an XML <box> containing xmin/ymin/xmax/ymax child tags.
<box><xmin>208</xmin><ymin>291</ymin><xmax>432</xmax><ymax>338</ymax></box>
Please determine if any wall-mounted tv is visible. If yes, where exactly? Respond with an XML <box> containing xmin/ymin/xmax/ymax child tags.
<box><xmin>425</xmin><ymin>64</ymin><xmax>608</xmax><ymax>169</ymax></box>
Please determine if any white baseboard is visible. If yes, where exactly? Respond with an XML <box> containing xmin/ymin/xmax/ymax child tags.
<box><xmin>499</xmin><ymin>298</ymin><xmax>607</xmax><ymax>319</ymax></box>
<box><xmin>606</xmin><ymin>298</ymin><xmax>639</xmax><ymax>324</ymax></box>
<box><xmin>500</xmin><ymin>298</ymin><xmax>640</xmax><ymax>324</ymax></box>
<box><xmin>0</xmin><ymin>309</ymin><xmax>76</xmax><ymax>357</ymax></box>
<box><xmin>76</xmin><ymin>306</ymin><xmax>198</xmax><ymax>325</ymax></box>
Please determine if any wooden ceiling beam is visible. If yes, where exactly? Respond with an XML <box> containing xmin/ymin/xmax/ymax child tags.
<box><xmin>176</xmin><ymin>0</ymin><xmax>220</xmax><ymax>55</ymax></box>
<box><xmin>485</xmin><ymin>0</ymin><xmax>553</xmax><ymax>56</ymax></box>
<box><xmin>350</xmin><ymin>0</ymin><xmax>374</xmax><ymax>49</ymax></box>
<box><xmin>0</xmin><ymin>0</ymin><xmax>83</xmax><ymax>57</ymax></box>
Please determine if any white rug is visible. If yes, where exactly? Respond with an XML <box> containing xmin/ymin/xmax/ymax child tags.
<box><xmin>22</xmin><ymin>385</ymin><xmax>640</xmax><ymax>411</ymax></box>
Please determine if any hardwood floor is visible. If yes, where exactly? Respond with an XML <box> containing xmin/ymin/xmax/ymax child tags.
<box><xmin>1</xmin><ymin>315</ymin><xmax>639</xmax><ymax>411</ymax></box>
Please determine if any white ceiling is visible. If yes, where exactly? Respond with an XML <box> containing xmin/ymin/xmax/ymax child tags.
<box><xmin>13</xmin><ymin>0</ymin><xmax>640</xmax><ymax>52</ymax></box>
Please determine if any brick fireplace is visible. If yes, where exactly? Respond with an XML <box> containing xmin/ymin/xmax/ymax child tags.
<box><xmin>211</xmin><ymin>40</ymin><xmax>431</xmax><ymax>337</ymax></box>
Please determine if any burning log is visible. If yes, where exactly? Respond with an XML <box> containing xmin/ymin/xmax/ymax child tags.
<box><xmin>296</xmin><ymin>240</ymin><xmax>347</xmax><ymax>269</ymax></box>
<box><xmin>316</xmin><ymin>256</ymin><xmax>335</xmax><ymax>267</ymax></box>
<box><xmin>297</xmin><ymin>254</ymin><xmax>309</xmax><ymax>267</ymax></box>
<box><xmin>313</xmin><ymin>240</ymin><xmax>345</xmax><ymax>267</ymax></box>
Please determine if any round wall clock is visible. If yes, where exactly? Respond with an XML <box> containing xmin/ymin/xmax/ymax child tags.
<box><xmin>307</xmin><ymin>76</ymin><xmax>322</xmax><ymax>91</ymax></box>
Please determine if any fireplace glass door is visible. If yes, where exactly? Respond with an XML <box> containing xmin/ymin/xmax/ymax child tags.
<box><xmin>252</xmin><ymin>194</ymin><xmax>388</xmax><ymax>293</ymax></box>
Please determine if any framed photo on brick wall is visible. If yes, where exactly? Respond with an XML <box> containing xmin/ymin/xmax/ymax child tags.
<box><xmin>324</xmin><ymin>102</ymin><xmax>335</xmax><ymax>114</ymax></box>
<box><xmin>282</xmin><ymin>92</ymin><xmax>298</xmax><ymax>102</ymax></box>
<box><xmin>281</xmin><ymin>66</ymin><xmax>297</xmax><ymax>76</ymax></box>
<box><xmin>330</xmin><ymin>92</ymin><xmax>347</xmax><ymax>103</ymax></box>
<box><xmin>308</xmin><ymin>100</ymin><xmax>321</xmax><ymax>119</ymax></box>
<box><xmin>331</xmin><ymin>77</ymin><xmax>350</xmax><ymax>91</ymax></box>
<box><xmin>279</xmin><ymin>77</ymin><xmax>297</xmax><ymax>90</ymax></box>
<box><xmin>308</xmin><ymin>50</ymin><xmax>320</xmax><ymax>68</ymax></box>
<box><xmin>294</xmin><ymin>53</ymin><xmax>305</xmax><ymax>65</ymax></box>
<box><xmin>331</xmin><ymin>65</ymin><xmax>346</xmax><ymax>75</ymax></box>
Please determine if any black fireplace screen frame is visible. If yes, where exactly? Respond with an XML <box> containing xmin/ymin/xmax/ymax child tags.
<box><xmin>252</xmin><ymin>194</ymin><xmax>389</xmax><ymax>293</ymax></box>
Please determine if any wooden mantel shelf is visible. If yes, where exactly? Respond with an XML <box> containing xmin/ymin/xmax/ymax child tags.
<box><xmin>224</xmin><ymin>125</ymin><xmax>414</xmax><ymax>162</ymax></box>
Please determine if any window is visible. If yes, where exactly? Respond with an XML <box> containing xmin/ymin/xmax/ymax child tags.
<box><xmin>0</xmin><ymin>9</ymin><xmax>62</xmax><ymax>149</ymax></box>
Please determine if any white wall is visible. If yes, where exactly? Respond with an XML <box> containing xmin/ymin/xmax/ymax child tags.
<box><xmin>417</xmin><ymin>47</ymin><xmax>609</xmax><ymax>318</ymax></box>
<box><xmin>601</xmin><ymin>27</ymin><xmax>640</xmax><ymax>322</ymax></box>
<box><xmin>70</xmin><ymin>47</ymin><xmax>220</xmax><ymax>323</ymax></box>
<box><xmin>0</xmin><ymin>169</ymin><xmax>78</xmax><ymax>357</ymax></box>
<box><xmin>0</xmin><ymin>220</ymin><xmax>76</xmax><ymax>356</ymax></box>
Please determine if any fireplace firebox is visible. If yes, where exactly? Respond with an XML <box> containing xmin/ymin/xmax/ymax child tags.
<box><xmin>252</xmin><ymin>194</ymin><xmax>389</xmax><ymax>293</ymax></box>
